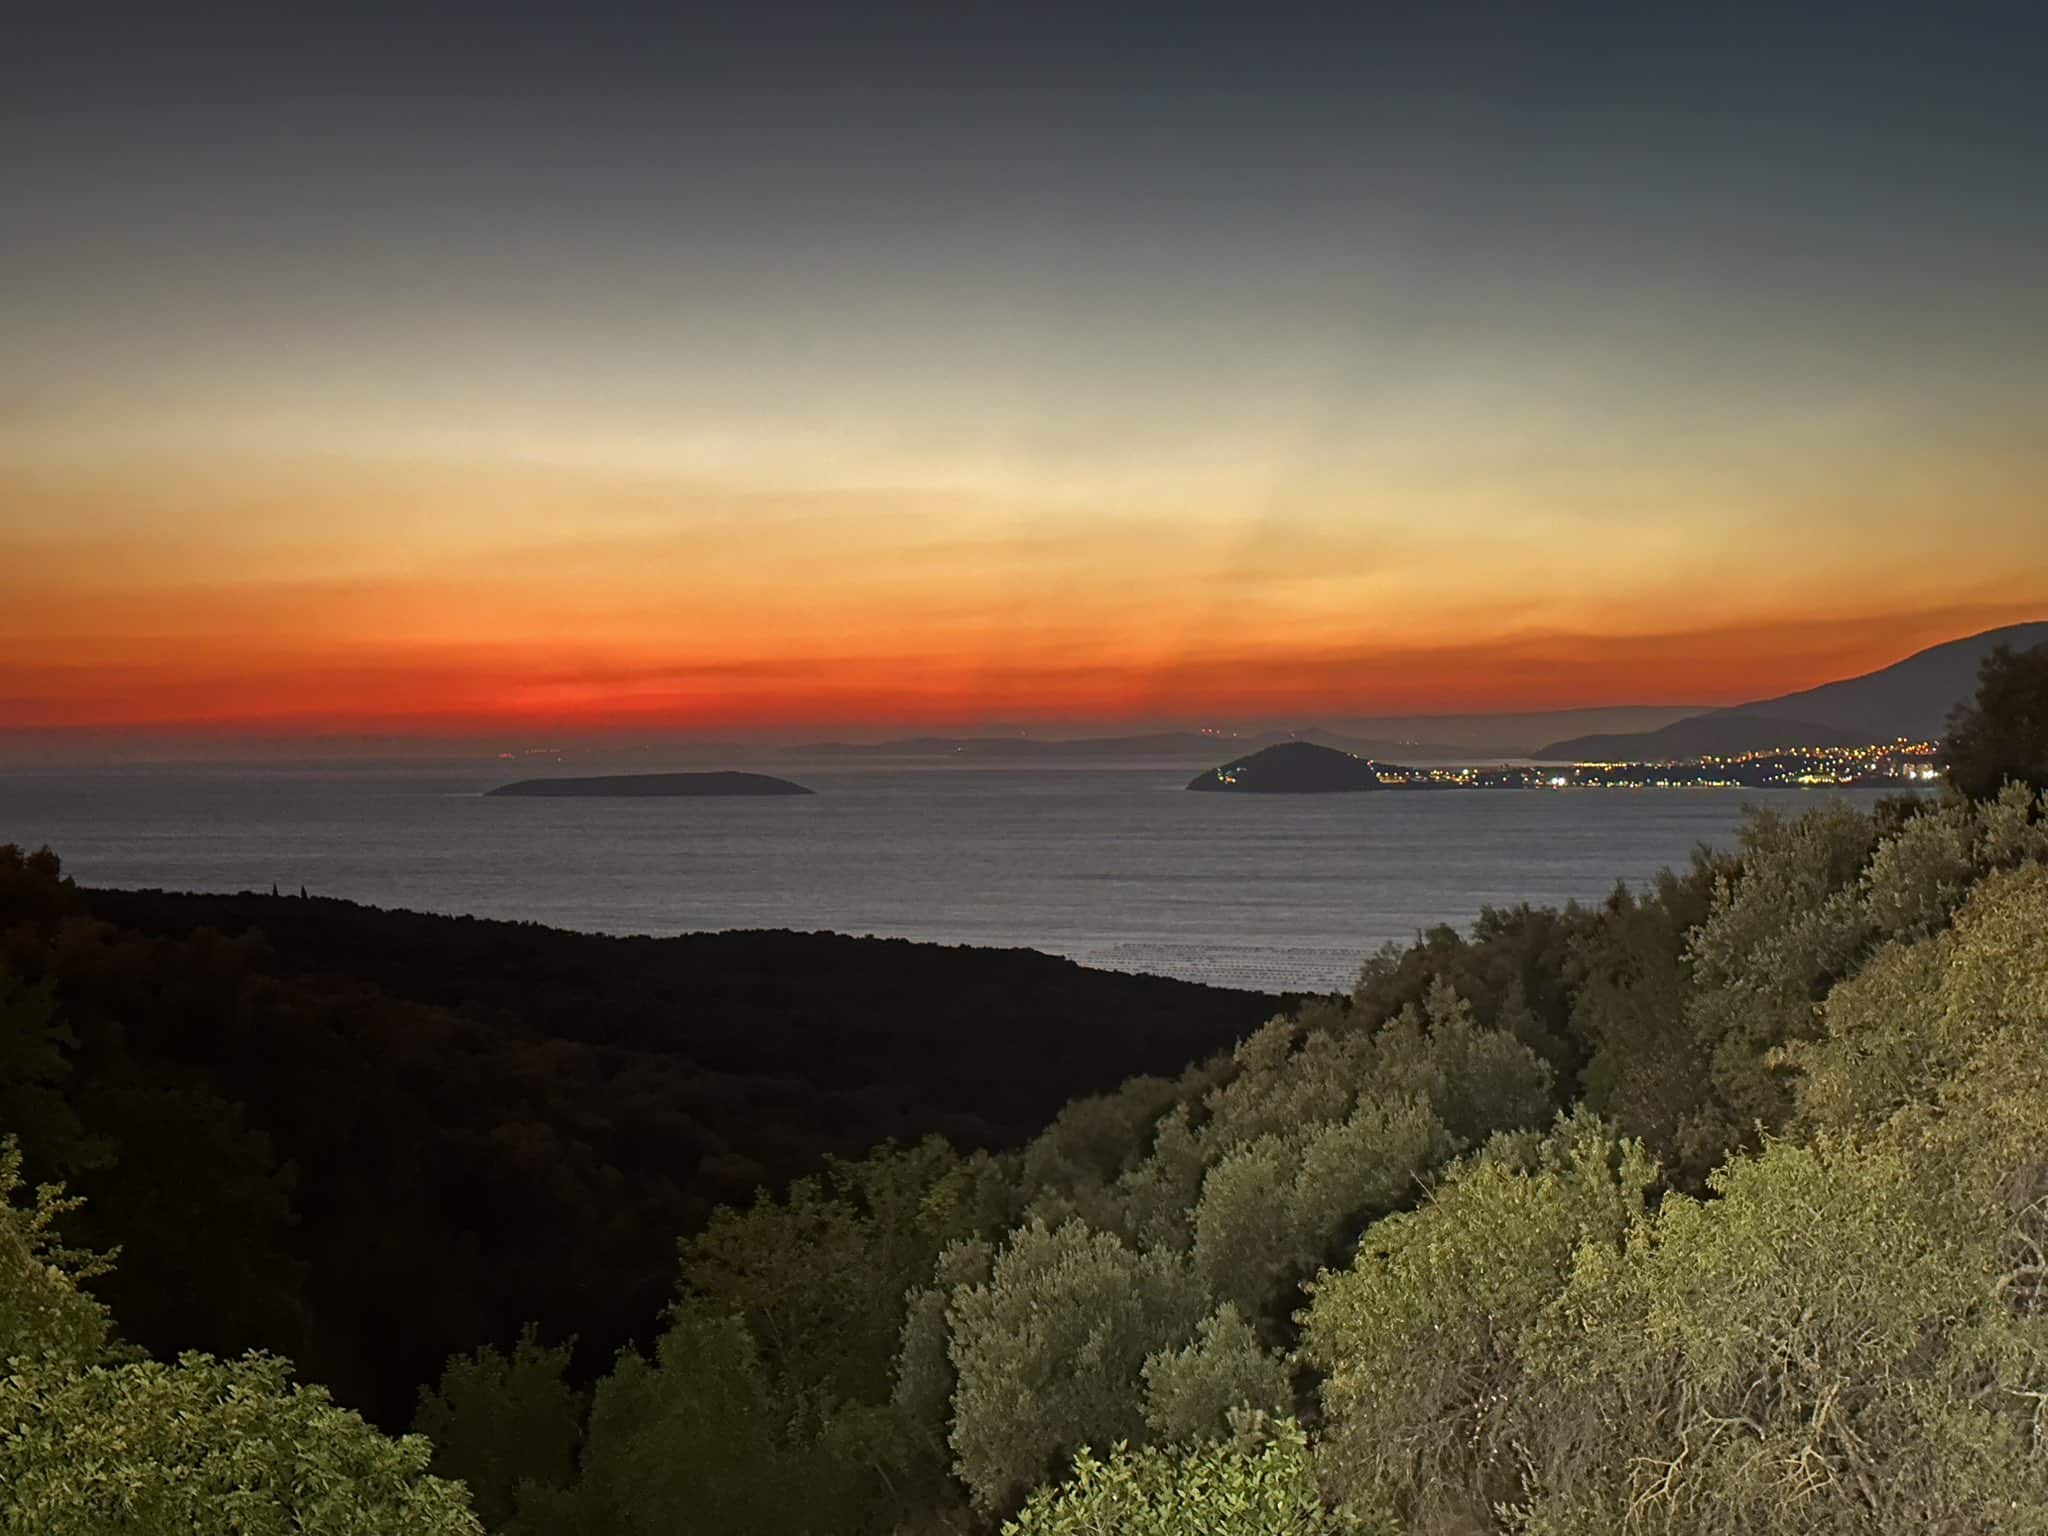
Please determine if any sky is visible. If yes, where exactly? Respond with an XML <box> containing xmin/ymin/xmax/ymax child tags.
<box><xmin>5</xmin><ymin>4</ymin><xmax>2046</xmax><ymax>740</ymax></box>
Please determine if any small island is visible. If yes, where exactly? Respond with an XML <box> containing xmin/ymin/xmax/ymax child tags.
<box><xmin>487</xmin><ymin>771</ymin><xmax>814</xmax><ymax>797</ymax></box>
<box><xmin>1186</xmin><ymin>741</ymin><xmax>1385</xmax><ymax>793</ymax></box>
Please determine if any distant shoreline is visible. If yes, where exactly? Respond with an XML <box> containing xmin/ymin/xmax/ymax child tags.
<box><xmin>1189</xmin><ymin>739</ymin><xmax>1942</xmax><ymax>794</ymax></box>
<box><xmin>486</xmin><ymin>771</ymin><xmax>814</xmax><ymax>797</ymax></box>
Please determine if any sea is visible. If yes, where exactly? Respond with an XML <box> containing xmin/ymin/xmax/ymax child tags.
<box><xmin>0</xmin><ymin>763</ymin><xmax>1903</xmax><ymax>994</ymax></box>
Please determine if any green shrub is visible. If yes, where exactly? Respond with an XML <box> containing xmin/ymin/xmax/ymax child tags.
<box><xmin>0</xmin><ymin>1134</ymin><xmax>479</xmax><ymax>1534</ymax></box>
<box><xmin>414</xmin><ymin>1328</ymin><xmax>584</xmax><ymax>1533</ymax></box>
<box><xmin>0</xmin><ymin>1352</ymin><xmax>482</xmax><ymax>1536</ymax></box>
<box><xmin>1515</xmin><ymin>1135</ymin><xmax>2047</xmax><ymax>1534</ymax></box>
<box><xmin>572</xmin><ymin>1305</ymin><xmax>849</xmax><ymax>1536</ymax></box>
<box><xmin>1302</xmin><ymin>1114</ymin><xmax>1655</xmax><ymax>1529</ymax></box>
<box><xmin>1003</xmin><ymin>1414</ymin><xmax>1388</xmax><ymax>1536</ymax></box>
<box><xmin>1140</xmin><ymin>1303</ymin><xmax>1291</xmax><ymax>1442</ymax></box>
<box><xmin>0</xmin><ymin>1137</ymin><xmax>113</xmax><ymax>1368</ymax></box>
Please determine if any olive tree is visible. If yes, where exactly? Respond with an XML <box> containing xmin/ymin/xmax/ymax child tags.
<box><xmin>946</xmin><ymin>1219</ymin><xmax>1206</xmax><ymax>1512</ymax></box>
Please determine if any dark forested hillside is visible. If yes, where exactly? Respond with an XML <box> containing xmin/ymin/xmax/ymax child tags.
<box><xmin>83</xmin><ymin>887</ymin><xmax>1282</xmax><ymax>1138</ymax></box>
<box><xmin>1</xmin><ymin>867</ymin><xmax>1281</xmax><ymax>1427</ymax></box>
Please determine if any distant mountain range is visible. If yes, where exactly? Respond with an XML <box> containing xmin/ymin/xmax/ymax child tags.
<box><xmin>785</xmin><ymin>710</ymin><xmax>1728</xmax><ymax>763</ymax></box>
<box><xmin>1318</xmin><ymin>705</ymin><xmax>1704</xmax><ymax>757</ymax></box>
<box><xmin>786</xmin><ymin>727</ymin><xmax>1470</xmax><ymax>762</ymax></box>
<box><xmin>1535</xmin><ymin>622</ymin><xmax>2048</xmax><ymax>761</ymax></box>
<box><xmin>486</xmin><ymin>771</ymin><xmax>813</xmax><ymax>797</ymax></box>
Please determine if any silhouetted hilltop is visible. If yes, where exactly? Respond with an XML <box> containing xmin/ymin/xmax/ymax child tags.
<box><xmin>1535</xmin><ymin>622</ymin><xmax>2048</xmax><ymax>760</ymax></box>
<box><xmin>1326</xmin><ymin>705</ymin><xmax>1705</xmax><ymax>757</ymax></box>
<box><xmin>488</xmin><ymin>771</ymin><xmax>813</xmax><ymax>796</ymax></box>
<box><xmin>1187</xmin><ymin>740</ymin><xmax>1384</xmax><ymax>793</ymax></box>
<box><xmin>1743</xmin><ymin>623</ymin><xmax>2048</xmax><ymax>738</ymax></box>
<box><xmin>1535</xmin><ymin>713</ymin><xmax>1876</xmax><ymax>762</ymax></box>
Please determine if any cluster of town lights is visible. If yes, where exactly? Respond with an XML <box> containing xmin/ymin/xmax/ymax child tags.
<box><xmin>1368</xmin><ymin>740</ymin><xmax>1943</xmax><ymax>792</ymax></box>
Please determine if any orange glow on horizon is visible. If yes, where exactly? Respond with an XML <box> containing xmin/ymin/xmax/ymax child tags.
<box><xmin>4</xmin><ymin>450</ymin><xmax>2044</xmax><ymax>739</ymax></box>
<box><xmin>7</xmin><ymin>608</ymin><xmax>2044</xmax><ymax>738</ymax></box>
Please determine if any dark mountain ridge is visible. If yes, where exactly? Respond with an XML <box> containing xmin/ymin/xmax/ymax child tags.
<box><xmin>789</xmin><ymin>727</ymin><xmax>1466</xmax><ymax>762</ymax></box>
<box><xmin>1536</xmin><ymin>622</ymin><xmax>2048</xmax><ymax>760</ymax></box>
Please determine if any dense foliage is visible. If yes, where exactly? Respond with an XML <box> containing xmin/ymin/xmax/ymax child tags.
<box><xmin>8</xmin><ymin>653</ymin><xmax>2048</xmax><ymax>1530</ymax></box>
<box><xmin>1944</xmin><ymin>639</ymin><xmax>2048</xmax><ymax>800</ymax></box>
<box><xmin>377</xmin><ymin>776</ymin><xmax>2040</xmax><ymax>1535</ymax></box>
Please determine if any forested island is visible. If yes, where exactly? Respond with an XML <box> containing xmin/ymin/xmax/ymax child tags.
<box><xmin>487</xmin><ymin>771</ymin><xmax>814</xmax><ymax>796</ymax></box>
<box><xmin>4</xmin><ymin>643</ymin><xmax>2048</xmax><ymax>1534</ymax></box>
<box><xmin>1187</xmin><ymin>740</ymin><xmax>1388</xmax><ymax>792</ymax></box>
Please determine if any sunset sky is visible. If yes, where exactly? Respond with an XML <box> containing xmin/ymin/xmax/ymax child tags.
<box><xmin>5</xmin><ymin>7</ymin><xmax>2046</xmax><ymax>739</ymax></box>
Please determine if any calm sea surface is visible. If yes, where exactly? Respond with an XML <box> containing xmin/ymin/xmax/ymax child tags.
<box><xmin>0</xmin><ymin>764</ymin><xmax>1899</xmax><ymax>993</ymax></box>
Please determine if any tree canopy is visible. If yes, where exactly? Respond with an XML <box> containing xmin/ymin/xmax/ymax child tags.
<box><xmin>1945</xmin><ymin>640</ymin><xmax>2048</xmax><ymax>800</ymax></box>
